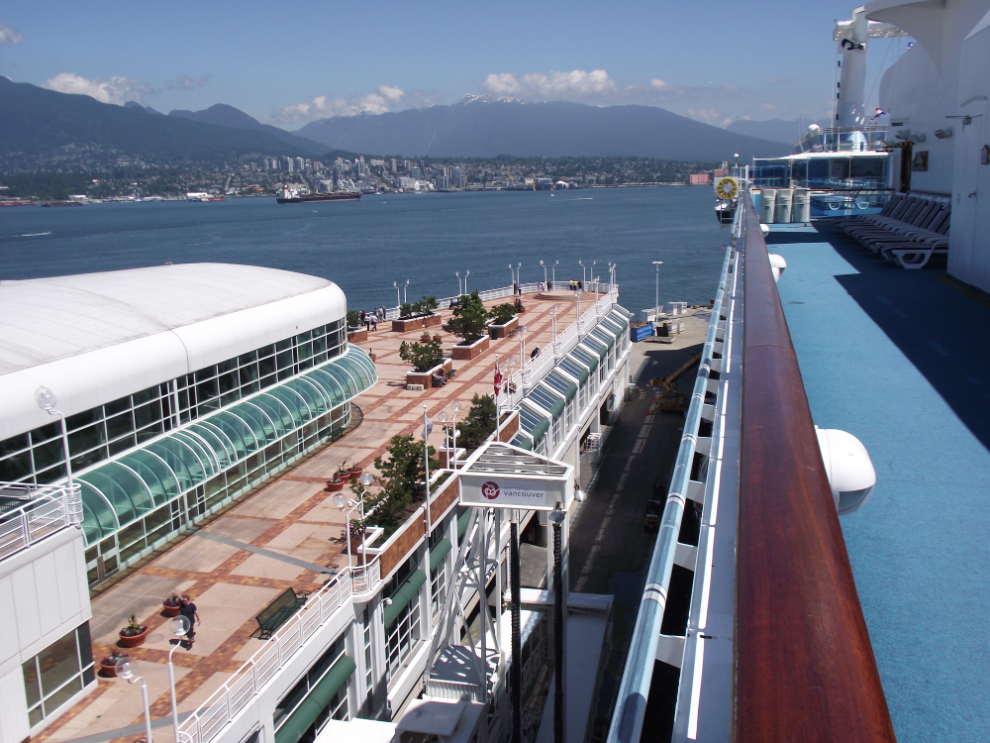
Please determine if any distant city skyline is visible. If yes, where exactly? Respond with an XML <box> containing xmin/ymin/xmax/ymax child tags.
<box><xmin>0</xmin><ymin>1</ymin><xmax>910</xmax><ymax>130</ymax></box>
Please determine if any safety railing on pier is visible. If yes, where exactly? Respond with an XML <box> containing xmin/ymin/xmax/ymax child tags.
<box><xmin>178</xmin><ymin>561</ymin><xmax>376</xmax><ymax>743</ymax></box>
<box><xmin>0</xmin><ymin>482</ymin><xmax>82</xmax><ymax>561</ymax></box>
<box><xmin>605</xmin><ymin>240</ymin><xmax>733</xmax><ymax>743</ymax></box>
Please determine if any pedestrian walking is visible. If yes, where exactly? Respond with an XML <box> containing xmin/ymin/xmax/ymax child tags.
<box><xmin>180</xmin><ymin>595</ymin><xmax>201</xmax><ymax>646</ymax></box>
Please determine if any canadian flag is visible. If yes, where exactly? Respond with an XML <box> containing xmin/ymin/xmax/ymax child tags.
<box><xmin>493</xmin><ymin>356</ymin><xmax>503</xmax><ymax>396</ymax></box>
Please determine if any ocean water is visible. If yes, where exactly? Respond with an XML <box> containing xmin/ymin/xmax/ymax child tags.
<box><xmin>0</xmin><ymin>188</ymin><xmax>726</xmax><ymax>316</ymax></box>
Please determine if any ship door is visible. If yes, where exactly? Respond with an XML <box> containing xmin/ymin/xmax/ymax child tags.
<box><xmin>953</xmin><ymin>103</ymin><xmax>986</xmax><ymax>280</ymax></box>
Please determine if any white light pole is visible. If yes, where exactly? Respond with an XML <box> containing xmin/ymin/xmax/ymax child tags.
<box><xmin>394</xmin><ymin>280</ymin><xmax>400</xmax><ymax>308</ymax></box>
<box><xmin>550</xmin><ymin>306</ymin><xmax>558</xmax><ymax>358</ymax></box>
<box><xmin>440</xmin><ymin>412</ymin><xmax>449</xmax><ymax>465</ymax></box>
<box><xmin>552</xmin><ymin>260</ymin><xmax>559</xmax><ymax>289</ymax></box>
<box><xmin>653</xmin><ymin>261</ymin><xmax>664</xmax><ymax>321</ymax></box>
<box><xmin>456</xmin><ymin>272</ymin><xmax>462</xmax><ymax>295</ymax></box>
<box><xmin>451</xmin><ymin>402</ymin><xmax>461</xmax><ymax>469</ymax></box>
<box><xmin>509</xmin><ymin>263</ymin><xmax>515</xmax><ymax>286</ymax></box>
<box><xmin>358</xmin><ymin>472</ymin><xmax>372</xmax><ymax>569</ymax></box>
<box><xmin>575</xmin><ymin>287</ymin><xmax>583</xmax><ymax>337</ymax></box>
<box><xmin>540</xmin><ymin>260</ymin><xmax>548</xmax><ymax>287</ymax></box>
<box><xmin>464</xmin><ymin>270</ymin><xmax>470</xmax><ymax>294</ymax></box>
<box><xmin>517</xmin><ymin>262</ymin><xmax>522</xmax><ymax>286</ymax></box>
<box><xmin>579</xmin><ymin>260</ymin><xmax>586</xmax><ymax>285</ymax></box>
<box><xmin>116</xmin><ymin>659</ymin><xmax>153</xmax><ymax>743</ymax></box>
<box><xmin>334</xmin><ymin>493</ymin><xmax>353</xmax><ymax>570</ymax></box>
<box><xmin>35</xmin><ymin>387</ymin><xmax>72</xmax><ymax>486</ymax></box>
<box><xmin>404</xmin><ymin>279</ymin><xmax>410</xmax><ymax>305</ymax></box>
<box><xmin>167</xmin><ymin>616</ymin><xmax>190</xmax><ymax>743</ymax></box>
<box><xmin>519</xmin><ymin>325</ymin><xmax>527</xmax><ymax>373</ymax></box>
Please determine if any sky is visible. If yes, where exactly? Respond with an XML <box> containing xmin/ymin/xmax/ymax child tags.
<box><xmin>0</xmin><ymin>1</ymin><xmax>911</xmax><ymax>131</ymax></box>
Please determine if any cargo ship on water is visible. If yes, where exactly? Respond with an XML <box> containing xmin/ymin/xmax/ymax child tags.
<box><xmin>276</xmin><ymin>185</ymin><xmax>361</xmax><ymax>204</ymax></box>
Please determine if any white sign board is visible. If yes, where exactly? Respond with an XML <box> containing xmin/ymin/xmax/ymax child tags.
<box><xmin>459</xmin><ymin>472</ymin><xmax>572</xmax><ymax>511</ymax></box>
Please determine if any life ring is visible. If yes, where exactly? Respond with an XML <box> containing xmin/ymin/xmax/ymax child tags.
<box><xmin>715</xmin><ymin>177</ymin><xmax>739</xmax><ymax>200</ymax></box>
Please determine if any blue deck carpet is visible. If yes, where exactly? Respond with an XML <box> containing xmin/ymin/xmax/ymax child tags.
<box><xmin>766</xmin><ymin>223</ymin><xmax>990</xmax><ymax>743</ymax></box>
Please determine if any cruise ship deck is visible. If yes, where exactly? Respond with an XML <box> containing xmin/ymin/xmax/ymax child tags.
<box><xmin>766</xmin><ymin>222</ymin><xmax>990</xmax><ymax>742</ymax></box>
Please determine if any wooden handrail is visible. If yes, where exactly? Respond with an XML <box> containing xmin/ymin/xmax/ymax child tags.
<box><xmin>735</xmin><ymin>203</ymin><xmax>896</xmax><ymax>741</ymax></box>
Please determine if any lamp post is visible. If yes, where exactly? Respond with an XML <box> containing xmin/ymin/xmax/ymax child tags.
<box><xmin>550</xmin><ymin>306</ymin><xmax>558</xmax><ymax>357</ymax></box>
<box><xmin>575</xmin><ymin>286</ymin><xmax>583</xmax><ymax>337</ymax></box>
<box><xmin>115</xmin><ymin>658</ymin><xmax>153</xmax><ymax>743</ymax></box>
<box><xmin>456</xmin><ymin>272</ymin><xmax>462</xmax><ymax>295</ymax></box>
<box><xmin>549</xmin><ymin>504</ymin><xmax>567</xmax><ymax>743</ymax></box>
<box><xmin>394</xmin><ymin>280</ymin><xmax>400</xmax><ymax>308</ymax></box>
<box><xmin>451</xmin><ymin>401</ymin><xmax>460</xmax><ymax>470</ymax></box>
<box><xmin>34</xmin><ymin>387</ymin><xmax>72</xmax><ymax>486</ymax></box>
<box><xmin>508</xmin><ymin>263</ymin><xmax>515</xmax><ymax>287</ymax></box>
<box><xmin>439</xmin><ymin>412</ymin><xmax>448</xmax><ymax>466</ymax></box>
<box><xmin>333</xmin><ymin>493</ymin><xmax>353</xmax><ymax>570</ymax></box>
<box><xmin>578</xmin><ymin>260</ymin><xmax>586</xmax><ymax>285</ymax></box>
<box><xmin>167</xmin><ymin>616</ymin><xmax>191</xmax><ymax>743</ymax></box>
<box><xmin>464</xmin><ymin>270</ymin><xmax>470</xmax><ymax>294</ymax></box>
<box><xmin>540</xmin><ymin>260</ymin><xmax>548</xmax><ymax>287</ymax></box>
<box><xmin>404</xmin><ymin>279</ymin><xmax>410</xmax><ymax>305</ymax></box>
<box><xmin>518</xmin><ymin>325</ymin><xmax>528</xmax><ymax>378</ymax></box>
<box><xmin>517</xmin><ymin>262</ymin><xmax>522</xmax><ymax>287</ymax></box>
<box><xmin>653</xmin><ymin>260</ymin><xmax>664</xmax><ymax>321</ymax></box>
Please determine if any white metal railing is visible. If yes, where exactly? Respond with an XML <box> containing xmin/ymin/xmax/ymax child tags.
<box><xmin>178</xmin><ymin>562</ymin><xmax>376</xmax><ymax>743</ymax></box>
<box><xmin>504</xmin><ymin>288</ymin><xmax>618</xmax><ymax>407</ymax></box>
<box><xmin>0</xmin><ymin>482</ymin><xmax>80</xmax><ymax>561</ymax></box>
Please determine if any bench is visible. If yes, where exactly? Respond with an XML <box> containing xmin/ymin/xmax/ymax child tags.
<box><xmin>255</xmin><ymin>587</ymin><xmax>308</xmax><ymax>639</ymax></box>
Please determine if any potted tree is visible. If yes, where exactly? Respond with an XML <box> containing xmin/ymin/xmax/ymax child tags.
<box><xmin>163</xmin><ymin>592</ymin><xmax>181</xmax><ymax>617</ymax></box>
<box><xmin>100</xmin><ymin>650</ymin><xmax>129</xmax><ymax>677</ymax></box>
<box><xmin>448</xmin><ymin>291</ymin><xmax>491</xmax><ymax>360</ymax></box>
<box><xmin>488</xmin><ymin>302</ymin><xmax>519</xmax><ymax>339</ymax></box>
<box><xmin>119</xmin><ymin>615</ymin><xmax>149</xmax><ymax>648</ymax></box>
<box><xmin>392</xmin><ymin>297</ymin><xmax>442</xmax><ymax>332</ymax></box>
<box><xmin>347</xmin><ymin>310</ymin><xmax>368</xmax><ymax>343</ymax></box>
<box><xmin>399</xmin><ymin>338</ymin><xmax>449</xmax><ymax>388</ymax></box>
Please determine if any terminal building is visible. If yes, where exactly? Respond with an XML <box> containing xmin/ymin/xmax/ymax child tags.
<box><xmin>0</xmin><ymin>264</ymin><xmax>631</xmax><ymax>743</ymax></box>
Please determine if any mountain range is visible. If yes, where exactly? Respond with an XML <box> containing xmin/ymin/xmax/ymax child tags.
<box><xmin>0</xmin><ymin>76</ymin><xmax>791</xmax><ymax>169</ymax></box>
<box><xmin>296</xmin><ymin>97</ymin><xmax>790</xmax><ymax>160</ymax></box>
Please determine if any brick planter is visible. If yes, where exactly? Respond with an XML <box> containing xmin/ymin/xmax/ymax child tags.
<box><xmin>406</xmin><ymin>358</ymin><xmax>452</xmax><ymax>389</ymax></box>
<box><xmin>347</xmin><ymin>328</ymin><xmax>368</xmax><ymax>343</ymax></box>
<box><xmin>498</xmin><ymin>411</ymin><xmax>520</xmax><ymax>442</ymax></box>
<box><xmin>489</xmin><ymin>316</ymin><xmax>519</xmax><ymax>339</ymax></box>
<box><xmin>391</xmin><ymin>314</ymin><xmax>442</xmax><ymax>333</ymax></box>
<box><xmin>451</xmin><ymin>336</ymin><xmax>489</xmax><ymax>360</ymax></box>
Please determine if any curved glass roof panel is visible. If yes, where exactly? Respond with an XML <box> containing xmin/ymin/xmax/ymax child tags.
<box><xmin>527</xmin><ymin>385</ymin><xmax>565</xmax><ymax>419</ymax></box>
<box><xmin>172</xmin><ymin>431</ymin><xmax>219</xmax><ymax>478</ymax></box>
<box><xmin>118</xmin><ymin>451</ymin><xmax>172</xmax><ymax>507</ymax></box>
<box><xmin>590</xmin><ymin>327</ymin><xmax>615</xmax><ymax>350</ymax></box>
<box><xmin>510</xmin><ymin>434</ymin><xmax>534</xmax><ymax>451</ymax></box>
<box><xmin>71</xmin><ymin>349</ymin><xmax>377</xmax><ymax>554</ymax></box>
<box><xmin>285</xmin><ymin>378</ymin><xmax>325</xmax><ymax>416</ymax></box>
<box><xmin>230</xmin><ymin>401</ymin><xmax>277</xmax><ymax>444</ymax></box>
<box><xmin>79</xmin><ymin>480</ymin><xmax>116</xmax><ymax>544</ymax></box>
<box><xmin>187</xmin><ymin>423</ymin><xmax>232</xmax><ymax>469</ymax></box>
<box><xmin>599</xmin><ymin>317</ymin><xmax>624</xmax><ymax>339</ymax></box>
<box><xmin>545</xmin><ymin>371</ymin><xmax>578</xmax><ymax>402</ymax></box>
<box><xmin>519</xmin><ymin>403</ymin><xmax>551</xmax><ymax>445</ymax></box>
<box><xmin>580</xmin><ymin>336</ymin><xmax>609</xmax><ymax>360</ymax></box>
<box><xmin>324</xmin><ymin>363</ymin><xmax>360</xmax><ymax>399</ymax></box>
<box><xmin>559</xmin><ymin>358</ymin><xmax>589</xmax><ymax>385</ymax></box>
<box><xmin>307</xmin><ymin>368</ymin><xmax>347</xmax><ymax>407</ymax></box>
<box><xmin>570</xmin><ymin>345</ymin><xmax>599</xmax><ymax>371</ymax></box>
<box><xmin>211</xmin><ymin>413</ymin><xmax>258</xmax><ymax>458</ymax></box>
<box><xmin>266</xmin><ymin>386</ymin><xmax>309</xmax><ymax>428</ymax></box>
<box><xmin>607</xmin><ymin>309</ymin><xmax>631</xmax><ymax>330</ymax></box>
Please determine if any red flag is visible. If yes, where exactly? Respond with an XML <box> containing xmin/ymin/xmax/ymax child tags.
<box><xmin>493</xmin><ymin>356</ymin><xmax>503</xmax><ymax>396</ymax></box>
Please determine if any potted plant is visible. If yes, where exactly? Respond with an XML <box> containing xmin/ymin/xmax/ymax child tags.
<box><xmin>163</xmin><ymin>592</ymin><xmax>181</xmax><ymax>617</ymax></box>
<box><xmin>421</xmin><ymin>331</ymin><xmax>432</xmax><ymax>342</ymax></box>
<box><xmin>348</xmin><ymin>463</ymin><xmax>363</xmax><ymax>480</ymax></box>
<box><xmin>348</xmin><ymin>519</ymin><xmax>367</xmax><ymax>552</ymax></box>
<box><xmin>325</xmin><ymin>476</ymin><xmax>345</xmax><ymax>492</ymax></box>
<box><xmin>399</xmin><ymin>338</ymin><xmax>444</xmax><ymax>374</ymax></box>
<box><xmin>119</xmin><ymin>614</ymin><xmax>149</xmax><ymax>648</ymax></box>
<box><xmin>100</xmin><ymin>650</ymin><xmax>129</xmax><ymax>677</ymax></box>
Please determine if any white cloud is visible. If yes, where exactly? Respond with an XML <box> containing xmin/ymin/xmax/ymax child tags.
<box><xmin>274</xmin><ymin>84</ymin><xmax>405</xmax><ymax>123</ymax></box>
<box><xmin>42</xmin><ymin>72</ymin><xmax>158</xmax><ymax>104</ymax></box>
<box><xmin>167</xmin><ymin>74</ymin><xmax>212</xmax><ymax>91</ymax></box>
<box><xmin>0</xmin><ymin>20</ymin><xmax>23</xmax><ymax>46</ymax></box>
<box><xmin>481</xmin><ymin>69</ymin><xmax>618</xmax><ymax>100</ymax></box>
<box><xmin>686</xmin><ymin>108</ymin><xmax>735</xmax><ymax>128</ymax></box>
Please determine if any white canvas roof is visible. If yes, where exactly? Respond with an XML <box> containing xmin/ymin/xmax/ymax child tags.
<box><xmin>0</xmin><ymin>263</ymin><xmax>346</xmax><ymax>439</ymax></box>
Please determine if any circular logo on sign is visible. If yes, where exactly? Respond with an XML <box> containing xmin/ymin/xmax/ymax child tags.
<box><xmin>481</xmin><ymin>481</ymin><xmax>500</xmax><ymax>500</ymax></box>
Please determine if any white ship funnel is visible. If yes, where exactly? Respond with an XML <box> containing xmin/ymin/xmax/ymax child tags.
<box><xmin>835</xmin><ymin>8</ymin><xmax>869</xmax><ymax>127</ymax></box>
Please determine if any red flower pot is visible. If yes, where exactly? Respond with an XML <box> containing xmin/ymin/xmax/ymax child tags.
<box><xmin>325</xmin><ymin>480</ymin><xmax>345</xmax><ymax>492</ymax></box>
<box><xmin>162</xmin><ymin>602</ymin><xmax>180</xmax><ymax>617</ymax></box>
<box><xmin>118</xmin><ymin>627</ymin><xmax>149</xmax><ymax>648</ymax></box>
